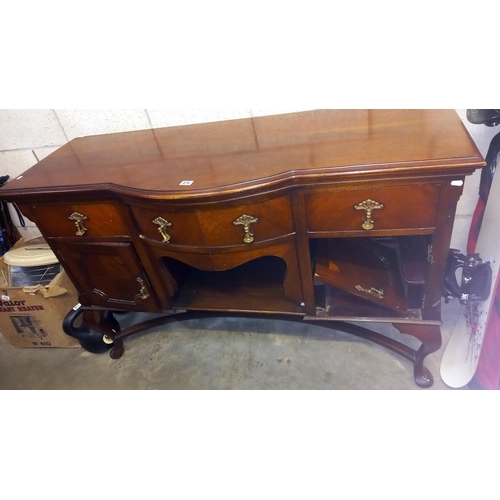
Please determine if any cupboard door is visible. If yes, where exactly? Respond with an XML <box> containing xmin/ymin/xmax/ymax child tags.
<box><xmin>314</xmin><ymin>238</ymin><xmax>409</xmax><ymax>314</ymax></box>
<box><xmin>51</xmin><ymin>241</ymin><xmax>159</xmax><ymax>312</ymax></box>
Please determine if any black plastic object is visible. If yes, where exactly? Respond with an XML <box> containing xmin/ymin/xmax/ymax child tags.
<box><xmin>63</xmin><ymin>307</ymin><xmax>119</xmax><ymax>354</ymax></box>
<box><xmin>443</xmin><ymin>249</ymin><xmax>492</xmax><ymax>304</ymax></box>
<box><xmin>0</xmin><ymin>175</ymin><xmax>14</xmax><ymax>254</ymax></box>
<box><xmin>443</xmin><ymin>249</ymin><xmax>465</xmax><ymax>301</ymax></box>
<box><xmin>467</xmin><ymin>109</ymin><xmax>500</xmax><ymax>127</ymax></box>
<box><xmin>477</xmin><ymin>131</ymin><xmax>500</xmax><ymax>203</ymax></box>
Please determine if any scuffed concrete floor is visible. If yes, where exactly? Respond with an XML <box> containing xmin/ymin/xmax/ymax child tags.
<box><xmin>0</xmin><ymin>300</ymin><xmax>463</xmax><ymax>390</ymax></box>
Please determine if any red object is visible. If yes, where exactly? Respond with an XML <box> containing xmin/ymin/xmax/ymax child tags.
<box><xmin>467</xmin><ymin>197</ymin><xmax>486</xmax><ymax>255</ymax></box>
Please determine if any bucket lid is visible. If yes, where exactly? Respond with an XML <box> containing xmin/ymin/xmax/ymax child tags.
<box><xmin>3</xmin><ymin>244</ymin><xmax>59</xmax><ymax>267</ymax></box>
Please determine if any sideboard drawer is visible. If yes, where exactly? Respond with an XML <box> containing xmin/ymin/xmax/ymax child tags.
<box><xmin>131</xmin><ymin>196</ymin><xmax>295</xmax><ymax>247</ymax></box>
<box><xmin>197</xmin><ymin>196</ymin><xmax>295</xmax><ymax>247</ymax></box>
<box><xmin>131</xmin><ymin>205</ymin><xmax>205</xmax><ymax>246</ymax></box>
<box><xmin>27</xmin><ymin>202</ymin><xmax>129</xmax><ymax>238</ymax></box>
<box><xmin>305</xmin><ymin>184</ymin><xmax>440</xmax><ymax>235</ymax></box>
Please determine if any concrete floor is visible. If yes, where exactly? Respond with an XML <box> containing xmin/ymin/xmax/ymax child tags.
<box><xmin>0</xmin><ymin>300</ymin><xmax>464</xmax><ymax>390</ymax></box>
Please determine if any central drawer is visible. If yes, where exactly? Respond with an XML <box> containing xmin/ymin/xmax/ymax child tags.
<box><xmin>131</xmin><ymin>195</ymin><xmax>295</xmax><ymax>248</ymax></box>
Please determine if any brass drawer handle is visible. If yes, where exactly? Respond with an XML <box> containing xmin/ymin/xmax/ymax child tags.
<box><xmin>68</xmin><ymin>212</ymin><xmax>88</xmax><ymax>236</ymax></box>
<box><xmin>354</xmin><ymin>199</ymin><xmax>384</xmax><ymax>230</ymax></box>
<box><xmin>153</xmin><ymin>217</ymin><xmax>172</xmax><ymax>243</ymax></box>
<box><xmin>137</xmin><ymin>277</ymin><xmax>150</xmax><ymax>300</ymax></box>
<box><xmin>233</xmin><ymin>214</ymin><xmax>259</xmax><ymax>244</ymax></box>
<box><xmin>355</xmin><ymin>285</ymin><xmax>384</xmax><ymax>299</ymax></box>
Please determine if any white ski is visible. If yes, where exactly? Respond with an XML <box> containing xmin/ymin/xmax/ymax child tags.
<box><xmin>440</xmin><ymin>168</ymin><xmax>500</xmax><ymax>388</ymax></box>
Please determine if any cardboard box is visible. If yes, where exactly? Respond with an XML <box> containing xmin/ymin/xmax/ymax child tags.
<box><xmin>0</xmin><ymin>242</ymin><xmax>80</xmax><ymax>348</ymax></box>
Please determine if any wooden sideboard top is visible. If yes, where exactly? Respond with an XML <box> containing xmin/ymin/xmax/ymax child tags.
<box><xmin>1</xmin><ymin>109</ymin><xmax>485</xmax><ymax>201</ymax></box>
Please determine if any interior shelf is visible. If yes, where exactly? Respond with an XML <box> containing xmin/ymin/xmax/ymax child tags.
<box><xmin>312</xmin><ymin>284</ymin><xmax>425</xmax><ymax>323</ymax></box>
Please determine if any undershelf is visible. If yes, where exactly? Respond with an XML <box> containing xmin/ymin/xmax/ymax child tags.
<box><xmin>311</xmin><ymin>285</ymin><xmax>441</xmax><ymax>325</ymax></box>
<box><xmin>171</xmin><ymin>257</ymin><xmax>304</xmax><ymax>315</ymax></box>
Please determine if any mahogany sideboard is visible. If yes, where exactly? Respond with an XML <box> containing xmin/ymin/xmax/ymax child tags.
<box><xmin>0</xmin><ymin>110</ymin><xmax>485</xmax><ymax>387</ymax></box>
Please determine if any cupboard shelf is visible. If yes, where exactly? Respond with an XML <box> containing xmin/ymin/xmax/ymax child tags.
<box><xmin>170</xmin><ymin>256</ymin><xmax>305</xmax><ymax>315</ymax></box>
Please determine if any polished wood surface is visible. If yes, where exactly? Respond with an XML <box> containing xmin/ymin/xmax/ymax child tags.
<box><xmin>305</xmin><ymin>182</ymin><xmax>440</xmax><ymax>236</ymax></box>
<box><xmin>315</xmin><ymin>238</ymin><xmax>408</xmax><ymax>314</ymax></box>
<box><xmin>131</xmin><ymin>195</ymin><xmax>295</xmax><ymax>248</ymax></box>
<box><xmin>2</xmin><ymin>110</ymin><xmax>482</xmax><ymax>200</ymax></box>
<box><xmin>0</xmin><ymin>109</ymin><xmax>486</xmax><ymax>387</ymax></box>
<box><xmin>20</xmin><ymin>201</ymin><xmax>129</xmax><ymax>238</ymax></box>
<box><xmin>50</xmin><ymin>241</ymin><xmax>159</xmax><ymax>312</ymax></box>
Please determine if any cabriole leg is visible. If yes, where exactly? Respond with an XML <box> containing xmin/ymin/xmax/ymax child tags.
<box><xmin>393</xmin><ymin>323</ymin><xmax>442</xmax><ymax>388</ymax></box>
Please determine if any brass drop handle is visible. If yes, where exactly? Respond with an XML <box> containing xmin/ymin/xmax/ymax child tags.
<box><xmin>153</xmin><ymin>217</ymin><xmax>172</xmax><ymax>243</ymax></box>
<box><xmin>233</xmin><ymin>214</ymin><xmax>259</xmax><ymax>244</ymax></box>
<box><xmin>354</xmin><ymin>199</ymin><xmax>384</xmax><ymax>230</ymax></box>
<box><xmin>69</xmin><ymin>212</ymin><xmax>88</xmax><ymax>236</ymax></box>
<box><xmin>137</xmin><ymin>277</ymin><xmax>150</xmax><ymax>300</ymax></box>
<box><xmin>355</xmin><ymin>285</ymin><xmax>384</xmax><ymax>299</ymax></box>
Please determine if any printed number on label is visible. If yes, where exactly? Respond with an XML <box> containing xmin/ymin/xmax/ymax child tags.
<box><xmin>179</xmin><ymin>180</ymin><xmax>194</xmax><ymax>186</ymax></box>
<box><xmin>73</xmin><ymin>303</ymin><xmax>82</xmax><ymax>311</ymax></box>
